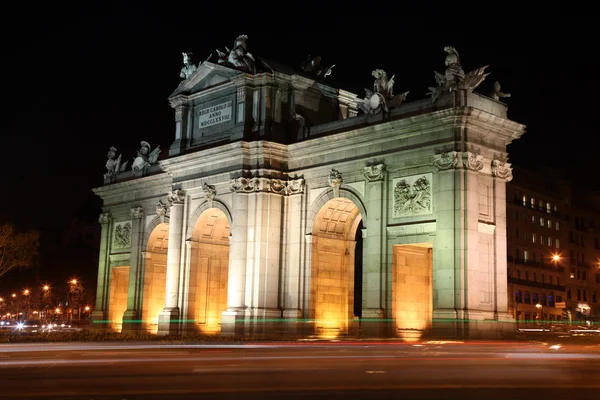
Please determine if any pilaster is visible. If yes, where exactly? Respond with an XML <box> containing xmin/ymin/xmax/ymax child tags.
<box><xmin>91</xmin><ymin>212</ymin><xmax>111</xmax><ymax>329</ymax></box>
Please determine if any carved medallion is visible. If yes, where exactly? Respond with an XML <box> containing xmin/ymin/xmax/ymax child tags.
<box><xmin>433</xmin><ymin>152</ymin><xmax>459</xmax><ymax>170</ymax></box>
<box><xmin>168</xmin><ymin>189</ymin><xmax>186</xmax><ymax>205</ymax></box>
<box><xmin>268</xmin><ymin>179</ymin><xmax>287</xmax><ymax>195</ymax></box>
<box><xmin>113</xmin><ymin>221</ymin><xmax>132</xmax><ymax>249</ymax></box>
<box><xmin>286</xmin><ymin>178</ymin><xmax>305</xmax><ymax>195</ymax></box>
<box><xmin>130</xmin><ymin>206</ymin><xmax>144</xmax><ymax>219</ymax></box>
<box><xmin>363</xmin><ymin>164</ymin><xmax>386</xmax><ymax>182</ymax></box>
<box><xmin>393</xmin><ymin>173</ymin><xmax>433</xmax><ymax>218</ymax></box>
<box><xmin>230</xmin><ymin>177</ymin><xmax>260</xmax><ymax>193</ymax></box>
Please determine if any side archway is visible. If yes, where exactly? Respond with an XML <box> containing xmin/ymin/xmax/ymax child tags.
<box><xmin>187</xmin><ymin>206</ymin><xmax>231</xmax><ymax>334</ymax></box>
<box><xmin>141</xmin><ymin>222</ymin><xmax>170</xmax><ymax>333</ymax></box>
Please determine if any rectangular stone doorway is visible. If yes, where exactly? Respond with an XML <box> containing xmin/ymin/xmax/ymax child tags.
<box><xmin>392</xmin><ymin>244</ymin><xmax>432</xmax><ymax>340</ymax></box>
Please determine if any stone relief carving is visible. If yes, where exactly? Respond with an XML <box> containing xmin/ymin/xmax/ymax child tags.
<box><xmin>363</xmin><ymin>164</ymin><xmax>386</xmax><ymax>181</ymax></box>
<box><xmin>328</xmin><ymin>169</ymin><xmax>343</xmax><ymax>188</ymax></box>
<box><xmin>168</xmin><ymin>189</ymin><xmax>186</xmax><ymax>205</ymax></box>
<box><xmin>393</xmin><ymin>174</ymin><xmax>433</xmax><ymax>218</ymax></box>
<box><xmin>230</xmin><ymin>176</ymin><xmax>305</xmax><ymax>195</ymax></box>
<box><xmin>427</xmin><ymin>46</ymin><xmax>489</xmax><ymax>103</ymax></box>
<box><xmin>237</xmin><ymin>87</ymin><xmax>246</xmax><ymax>102</ymax></box>
<box><xmin>104</xmin><ymin>147</ymin><xmax>129</xmax><ymax>180</ymax></box>
<box><xmin>463</xmin><ymin>151</ymin><xmax>484</xmax><ymax>171</ymax></box>
<box><xmin>131</xmin><ymin>141</ymin><xmax>161</xmax><ymax>175</ymax></box>
<box><xmin>216</xmin><ymin>35</ymin><xmax>256</xmax><ymax>74</ymax></box>
<box><xmin>202</xmin><ymin>182</ymin><xmax>217</xmax><ymax>201</ymax></box>
<box><xmin>130</xmin><ymin>206</ymin><xmax>144</xmax><ymax>219</ymax></box>
<box><xmin>490</xmin><ymin>81</ymin><xmax>511</xmax><ymax>102</ymax></box>
<box><xmin>301</xmin><ymin>55</ymin><xmax>335</xmax><ymax>78</ymax></box>
<box><xmin>156</xmin><ymin>200</ymin><xmax>168</xmax><ymax>221</ymax></box>
<box><xmin>433</xmin><ymin>151</ymin><xmax>459</xmax><ymax>170</ymax></box>
<box><xmin>491</xmin><ymin>159</ymin><xmax>513</xmax><ymax>181</ymax></box>
<box><xmin>180</xmin><ymin>52</ymin><xmax>197</xmax><ymax>79</ymax></box>
<box><xmin>98</xmin><ymin>212</ymin><xmax>111</xmax><ymax>225</ymax></box>
<box><xmin>175</xmin><ymin>106</ymin><xmax>185</xmax><ymax>122</ymax></box>
<box><xmin>357</xmin><ymin>69</ymin><xmax>409</xmax><ymax>115</ymax></box>
<box><xmin>113</xmin><ymin>221</ymin><xmax>132</xmax><ymax>249</ymax></box>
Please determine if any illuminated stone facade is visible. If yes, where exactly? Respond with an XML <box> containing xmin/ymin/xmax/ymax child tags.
<box><xmin>92</xmin><ymin>47</ymin><xmax>526</xmax><ymax>339</ymax></box>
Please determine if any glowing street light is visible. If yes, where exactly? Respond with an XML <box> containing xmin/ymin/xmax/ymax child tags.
<box><xmin>70</xmin><ymin>279</ymin><xmax>77</xmax><ymax>285</ymax></box>
<box><xmin>23</xmin><ymin>289</ymin><xmax>30</xmax><ymax>296</ymax></box>
<box><xmin>43</xmin><ymin>285</ymin><xmax>50</xmax><ymax>291</ymax></box>
<box><xmin>552</xmin><ymin>254</ymin><xmax>560</xmax><ymax>262</ymax></box>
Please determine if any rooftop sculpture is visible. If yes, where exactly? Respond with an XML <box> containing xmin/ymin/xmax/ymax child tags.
<box><xmin>490</xmin><ymin>81</ymin><xmax>511</xmax><ymax>102</ymax></box>
<box><xmin>104</xmin><ymin>147</ymin><xmax>128</xmax><ymax>180</ymax></box>
<box><xmin>215</xmin><ymin>34</ymin><xmax>257</xmax><ymax>74</ymax></box>
<box><xmin>180</xmin><ymin>52</ymin><xmax>197</xmax><ymax>79</ymax></box>
<box><xmin>301</xmin><ymin>55</ymin><xmax>335</xmax><ymax>78</ymax></box>
<box><xmin>427</xmin><ymin>46</ymin><xmax>489</xmax><ymax>103</ymax></box>
<box><xmin>357</xmin><ymin>69</ymin><xmax>409</xmax><ymax>115</ymax></box>
<box><xmin>131</xmin><ymin>141</ymin><xmax>161</xmax><ymax>175</ymax></box>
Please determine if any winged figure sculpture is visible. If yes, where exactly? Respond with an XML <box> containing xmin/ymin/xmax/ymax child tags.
<box><xmin>357</xmin><ymin>69</ymin><xmax>409</xmax><ymax>115</ymax></box>
<box><xmin>427</xmin><ymin>46</ymin><xmax>489</xmax><ymax>103</ymax></box>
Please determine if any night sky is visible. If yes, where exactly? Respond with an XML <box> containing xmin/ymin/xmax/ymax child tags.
<box><xmin>5</xmin><ymin>9</ymin><xmax>600</xmax><ymax>232</ymax></box>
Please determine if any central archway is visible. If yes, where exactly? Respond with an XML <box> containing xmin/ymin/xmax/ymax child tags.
<box><xmin>187</xmin><ymin>208</ymin><xmax>231</xmax><ymax>334</ymax></box>
<box><xmin>311</xmin><ymin>197</ymin><xmax>363</xmax><ymax>337</ymax></box>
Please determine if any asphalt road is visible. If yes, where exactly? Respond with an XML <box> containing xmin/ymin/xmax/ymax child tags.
<box><xmin>1</xmin><ymin>341</ymin><xmax>599</xmax><ymax>399</ymax></box>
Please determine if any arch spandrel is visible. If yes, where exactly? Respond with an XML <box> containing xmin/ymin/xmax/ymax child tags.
<box><xmin>186</xmin><ymin>200</ymin><xmax>233</xmax><ymax>241</ymax></box>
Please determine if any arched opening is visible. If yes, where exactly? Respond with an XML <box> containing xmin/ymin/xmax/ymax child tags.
<box><xmin>141</xmin><ymin>223</ymin><xmax>169</xmax><ymax>334</ymax></box>
<box><xmin>311</xmin><ymin>197</ymin><xmax>363</xmax><ymax>338</ymax></box>
<box><xmin>108</xmin><ymin>266</ymin><xmax>130</xmax><ymax>332</ymax></box>
<box><xmin>187</xmin><ymin>208</ymin><xmax>230</xmax><ymax>334</ymax></box>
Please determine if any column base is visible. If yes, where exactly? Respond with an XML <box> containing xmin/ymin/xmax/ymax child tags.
<box><xmin>90</xmin><ymin>310</ymin><xmax>107</xmax><ymax>331</ymax></box>
<box><xmin>157</xmin><ymin>308</ymin><xmax>180</xmax><ymax>336</ymax></box>
<box><xmin>121</xmin><ymin>310</ymin><xmax>141</xmax><ymax>333</ymax></box>
<box><xmin>361</xmin><ymin>308</ymin><xmax>386</xmax><ymax>338</ymax></box>
<box><xmin>220</xmin><ymin>309</ymin><xmax>246</xmax><ymax>336</ymax></box>
<box><xmin>429</xmin><ymin>309</ymin><xmax>517</xmax><ymax>340</ymax></box>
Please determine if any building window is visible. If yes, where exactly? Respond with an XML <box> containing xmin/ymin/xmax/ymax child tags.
<box><xmin>546</xmin><ymin>202</ymin><xmax>551</xmax><ymax>214</ymax></box>
<box><xmin>548</xmin><ymin>294</ymin><xmax>554</xmax><ymax>307</ymax></box>
<box><xmin>549</xmin><ymin>275</ymin><xmax>553</xmax><ymax>285</ymax></box>
<box><xmin>532</xmin><ymin>215</ymin><xmax>536</xmax><ymax>224</ymax></box>
<box><xmin>532</xmin><ymin>233</ymin><xmax>536</xmax><ymax>243</ymax></box>
<box><xmin>555</xmin><ymin>239</ymin><xmax>560</xmax><ymax>249</ymax></box>
<box><xmin>547</xmin><ymin>220</ymin><xmax>552</xmax><ymax>229</ymax></box>
<box><xmin>524</xmin><ymin>250</ymin><xmax>528</xmax><ymax>261</ymax></box>
<box><xmin>522</xmin><ymin>195</ymin><xmax>527</xmax><ymax>206</ymax></box>
<box><xmin>556</xmin><ymin>221</ymin><xmax>559</xmax><ymax>231</ymax></box>
<box><xmin>567</xmin><ymin>288</ymin><xmax>571</xmax><ymax>300</ymax></box>
<box><xmin>582</xmin><ymin>271</ymin><xmax>587</xmax><ymax>281</ymax></box>
<box><xmin>556</xmin><ymin>295</ymin><xmax>562</xmax><ymax>303</ymax></box>
<box><xmin>540</xmin><ymin>235</ymin><xmax>543</xmax><ymax>245</ymax></box>
<box><xmin>524</xmin><ymin>292</ymin><xmax>531</xmax><ymax>303</ymax></box>
<box><xmin>540</xmin><ymin>217</ymin><xmax>544</xmax><ymax>227</ymax></box>
<box><xmin>548</xmin><ymin>237</ymin><xmax>552</xmax><ymax>247</ymax></box>
<box><xmin>577</xmin><ymin>289</ymin><xmax>581</xmax><ymax>301</ymax></box>
<box><xmin>515</xmin><ymin>291</ymin><xmax>522</xmax><ymax>303</ymax></box>
<box><xmin>532</xmin><ymin>293</ymin><xmax>538</xmax><ymax>304</ymax></box>
<box><xmin>583</xmin><ymin>290</ymin><xmax>587</xmax><ymax>301</ymax></box>
<box><xmin>557</xmin><ymin>277</ymin><xmax>560</xmax><ymax>286</ymax></box>
<box><xmin>531</xmin><ymin>198</ymin><xmax>535</xmax><ymax>208</ymax></box>
<box><xmin>541</xmin><ymin>273</ymin><xmax>545</xmax><ymax>283</ymax></box>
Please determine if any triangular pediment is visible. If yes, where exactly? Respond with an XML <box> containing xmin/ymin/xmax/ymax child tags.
<box><xmin>169</xmin><ymin>62</ymin><xmax>243</xmax><ymax>98</ymax></box>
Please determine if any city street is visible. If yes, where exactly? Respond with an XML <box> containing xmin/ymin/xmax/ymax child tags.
<box><xmin>1</xmin><ymin>340</ymin><xmax>599</xmax><ymax>399</ymax></box>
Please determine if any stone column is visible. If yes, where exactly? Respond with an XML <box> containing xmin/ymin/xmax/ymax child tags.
<box><xmin>158</xmin><ymin>189</ymin><xmax>185</xmax><ymax>336</ymax></box>
<box><xmin>221</xmin><ymin>186</ymin><xmax>249</xmax><ymax>335</ymax></box>
<box><xmin>169</xmin><ymin>104</ymin><xmax>188</xmax><ymax>156</ymax></box>
<box><xmin>282</xmin><ymin>179</ymin><xmax>306</xmax><ymax>322</ymax></box>
<box><xmin>122</xmin><ymin>206</ymin><xmax>144</xmax><ymax>333</ymax></box>
<box><xmin>491</xmin><ymin>160</ymin><xmax>515</xmax><ymax>325</ymax></box>
<box><xmin>91</xmin><ymin>212</ymin><xmax>111</xmax><ymax>330</ymax></box>
<box><xmin>361</xmin><ymin>164</ymin><xmax>386</xmax><ymax>337</ymax></box>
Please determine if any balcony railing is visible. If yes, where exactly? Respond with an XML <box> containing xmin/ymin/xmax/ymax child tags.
<box><xmin>508</xmin><ymin>277</ymin><xmax>566</xmax><ymax>292</ymax></box>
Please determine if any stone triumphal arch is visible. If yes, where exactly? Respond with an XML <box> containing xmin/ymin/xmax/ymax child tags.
<box><xmin>92</xmin><ymin>38</ymin><xmax>525</xmax><ymax>339</ymax></box>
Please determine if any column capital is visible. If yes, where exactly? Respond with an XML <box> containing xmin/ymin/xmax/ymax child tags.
<box><xmin>433</xmin><ymin>151</ymin><xmax>459</xmax><ymax>170</ymax></box>
<box><xmin>462</xmin><ymin>151</ymin><xmax>484</xmax><ymax>171</ymax></box>
<box><xmin>168</xmin><ymin>189</ymin><xmax>186</xmax><ymax>205</ymax></box>
<box><xmin>98</xmin><ymin>212</ymin><xmax>111</xmax><ymax>224</ymax></box>
<box><xmin>202</xmin><ymin>182</ymin><xmax>217</xmax><ymax>203</ymax></box>
<box><xmin>130</xmin><ymin>206</ymin><xmax>144</xmax><ymax>219</ymax></box>
<box><xmin>363</xmin><ymin>164</ymin><xmax>386</xmax><ymax>182</ymax></box>
<box><xmin>156</xmin><ymin>200</ymin><xmax>168</xmax><ymax>222</ymax></box>
<box><xmin>491</xmin><ymin>159</ymin><xmax>513</xmax><ymax>181</ymax></box>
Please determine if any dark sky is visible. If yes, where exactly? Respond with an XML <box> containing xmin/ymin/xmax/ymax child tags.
<box><xmin>4</xmin><ymin>8</ymin><xmax>600</xmax><ymax>231</ymax></box>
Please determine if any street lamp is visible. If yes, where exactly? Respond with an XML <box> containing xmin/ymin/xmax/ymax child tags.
<box><xmin>536</xmin><ymin>302</ymin><xmax>543</xmax><ymax>325</ymax></box>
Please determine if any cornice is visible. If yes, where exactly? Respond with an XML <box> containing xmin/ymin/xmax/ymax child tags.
<box><xmin>93</xmin><ymin>172</ymin><xmax>172</xmax><ymax>198</ymax></box>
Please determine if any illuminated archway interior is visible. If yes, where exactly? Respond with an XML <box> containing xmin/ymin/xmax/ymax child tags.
<box><xmin>311</xmin><ymin>197</ymin><xmax>362</xmax><ymax>337</ymax></box>
<box><xmin>392</xmin><ymin>243</ymin><xmax>433</xmax><ymax>341</ymax></box>
<box><xmin>187</xmin><ymin>208</ymin><xmax>230</xmax><ymax>334</ymax></box>
<box><xmin>142</xmin><ymin>223</ymin><xmax>169</xmax><ymax>334</ymax></box>
<box><xmin>108</xmin><ymin>266</ymin><xmax>130</xmax><ymax>333</ymax></box>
